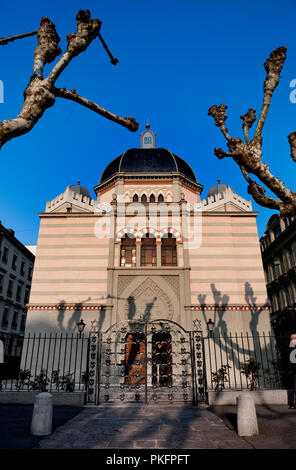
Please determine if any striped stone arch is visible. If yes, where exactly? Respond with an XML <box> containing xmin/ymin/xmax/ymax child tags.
<box><xmin>138</xmin><ymin>227</ymin><xmax>159</xmax><ymax>238</ymax></box>
<box><xmin>116</xmin><ymin>227</ymin><xmax>138</xmax><ymax>243</ymax></box>
<box><xmin>160</xmin><ymin>227</ymin><xmax>182</xmax><ymax>243</ymax></box>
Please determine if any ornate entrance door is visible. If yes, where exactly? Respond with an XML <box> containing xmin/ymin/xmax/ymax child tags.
<box><xmin>125</xmin><ymin>332</ymin><xmax>146</xmax><ymax>385</ymax></box>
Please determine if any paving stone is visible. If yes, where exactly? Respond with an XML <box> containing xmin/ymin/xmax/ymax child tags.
<box><xmin>133</xmin><ymin>440</ymin><xmax>158</xmax><ymax>448</ymax></box>
<box><xmin>212</xmin><ymin>439</ymin><xmax>253</xmax><ymax>449</ymax></box>
<box><xmin>180</xmin><ymin>441</ymin><xmax>217</xmax><ymax>449</ymax></box>
<box><xmin>105</xmin><ymin>441</ymin><xmax>138</xmax><ymax>448</ymax></box>
<box><xmin>38</xmin><ymin>405</ymin><xmax>252</xmax><ymax>450</ymax></box>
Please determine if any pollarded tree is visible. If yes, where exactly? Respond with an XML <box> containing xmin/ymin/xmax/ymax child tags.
<box><xmin>208</xmin><ymin>47</ymin><xmax>296</xmax><ymax>216</ymax></box>
<box><xmin>0</xmin><ymin>10</ymin><xmax>139</xmax><ymax>150</ymax></box>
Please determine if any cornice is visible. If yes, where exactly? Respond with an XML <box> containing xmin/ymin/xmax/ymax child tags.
<box><xmin>94</xmin><ymin>172</ymin><xmax>203</xmax><ymax>194</ymax></box>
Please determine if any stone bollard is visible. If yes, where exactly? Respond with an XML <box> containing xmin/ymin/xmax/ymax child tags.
<box><xmin>237</xmin><ymin>393</ymin><xmax>259</xmax><ymax>437</ymax></box>
<box><xmin>30</xmin><ymin>392</ymin><xmax>53</xmax><ymax>436</ymax></box>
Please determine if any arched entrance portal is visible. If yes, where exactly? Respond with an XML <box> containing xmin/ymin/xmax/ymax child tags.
<box><xmin>93</xmin><ymin>319</ymin><xmax>204</xmax><ymax>405</ymax></box>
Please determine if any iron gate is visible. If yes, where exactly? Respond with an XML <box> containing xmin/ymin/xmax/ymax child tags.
<box><xmin>86</xmin><ymin>319</ymin><xmax>206</xmax><ymax>405</ymax></box>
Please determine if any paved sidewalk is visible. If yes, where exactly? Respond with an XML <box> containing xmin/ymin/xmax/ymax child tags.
<box><xmin>38</xmin><ymin>404</ymin><xmax>252</xmax><ymax>449</ymax></box>
<box><xmin>0</xmin><ymin>405</ymin><xmax>83</xmax><ymax>449</ymax></box>
<box><xmin>210</xmin><ymin>405</ymin><xmax>296</xmax><ymax>449</ymax></box>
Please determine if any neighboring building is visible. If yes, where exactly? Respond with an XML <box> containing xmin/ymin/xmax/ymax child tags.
<box><xmin>25</xmin><ymin>245</ymin><xmax>37</xmax><ymax>256</ymax></box>
<box><xmin>0</xmin><ymin>223</ymin><xmax>35</xmax><ymax>373</ymax></box>
<box><xmin>22</xmin><ymin>125</ymin><xmax>272</xmax><ymax>403</ymax></box>
<box><xmin>260</xmin><ymin>213</ymin><xmax>296</xmax><ymax>337</ymax></box>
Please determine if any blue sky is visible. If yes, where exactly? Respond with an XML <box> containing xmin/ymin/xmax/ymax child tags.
<box><xmin>0</xmin><ymin>0</ymin><xmax>296</xmax><ymax>244</ymax></box>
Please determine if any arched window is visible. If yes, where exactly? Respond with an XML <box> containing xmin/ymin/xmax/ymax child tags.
<box><xmin>158</xmin><ymin>194</ymin><xmax>164</xmax><ymax>202</ymax></box>
<box><xmin>149</xmin><ymin>194</ymin><xmax>155</xmax><ymax>203</ymax></box>
<box><xmin>133</xmin><ymin>194</ymin><xmax>139</xmax><ymax>202</ymax></box>
<box><xmin>141</xmin><ymin>233</ymin><xmax>156</xmax><ymax>266</ymax></box>
<box><xmin>141</xmin><ymin>194</ymin><xmax>147</xmax><ymax>203</ymax></box>
<box><xmin>161</xmin><ymin>233</ymin><xmax>177</xmax><ymax>266</ymax></box>
<box><xmin>120</xmin><ymin>234</ymin><xmax>136</xmax><ymax>267</ymax></box>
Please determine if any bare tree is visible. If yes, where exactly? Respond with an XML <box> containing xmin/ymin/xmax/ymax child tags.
<box><xmin>208</xmin><ymin>47</ymin><xmax>296</xmax><ymax>216</ymax></box>
<box><xmin>0</xmin><ymin>10</ymin><xmax>139</xmax><ymax>150</ymax></box>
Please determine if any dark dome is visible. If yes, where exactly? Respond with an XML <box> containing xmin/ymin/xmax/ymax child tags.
<box><xmin>207</xmin><ymin>183</ymin><xmax>230</xmax><ymax>198</ymax></box>
<box><xmin>100</xmin><ymin>148</ymin><xmax>197</xmax><ymax>183</ymax></box>
<box><xmin>70</xmin><ymin>184</ymin><xmax>90</xmax><ymax>198</ymax></box>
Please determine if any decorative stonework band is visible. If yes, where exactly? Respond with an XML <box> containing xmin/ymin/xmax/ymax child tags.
<box><xmin>27</xmin><ymin>304</ymin><xmax>106</xmax><ymax>310</ymax></box>
<box><xmin>191</xmin><ymin>305</ymin><xmax>270</xmax><ymax>311</ymax></box>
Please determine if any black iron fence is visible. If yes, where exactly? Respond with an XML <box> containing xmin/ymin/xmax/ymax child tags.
<box><xmin>0</xmin><ymin>331</ymin><xmax>293</xmax><ymax>398</ymax></box>
<box><xmin>0</xmin><ymin>333</ymin><xmax>89</xmax><ymax>393</ymax></box>
<box><xmin>204</xmin><ymin>332</ymin><xmax>292</xmax><ymax>391</ymax></box>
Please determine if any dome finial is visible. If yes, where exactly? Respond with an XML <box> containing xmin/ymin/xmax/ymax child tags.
<box><xmin>146</xmin><ymin>118</ymin><xmax>150</xmax><ymax>129</ymax></box>
<box><xmin>77</xmin><ymin>179</ymin><xmax>81</xmax><ymax>186</ymax></box>
<box><xmin>217</xmin><ymin>178</ymin><xmax>221</xmax><ymax>184</ymax></box>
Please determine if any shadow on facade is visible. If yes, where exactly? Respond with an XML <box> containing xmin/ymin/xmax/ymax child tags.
<box><xmin>197</xmin><ymin>282</ymin><xmax>269</xmax><ymax>336</ymax></box>
<box><xmin>196</xmin><ymin>283</ymin><xmax>278</xmax><ymax>390</ymax></box>
<box><xmin>107</xmin><ymin>294</ymin><xmax>158</xmax><ymax>323</ymax></box>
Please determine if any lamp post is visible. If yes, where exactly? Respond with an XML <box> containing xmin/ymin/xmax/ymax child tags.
<box><xmin>207</xmin><ymin>318</ymin><xmax>215</xmax><ymax>338</ymax></box>
<box><xmin>77</xmin><ymin>319</ymin><xmax>86</xmax><ymax>338</ymax></box>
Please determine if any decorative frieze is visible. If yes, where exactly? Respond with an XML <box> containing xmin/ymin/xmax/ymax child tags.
<box><xmin>27</xmin><ymin>304</ymin><xmax>106</xmax><ymax>310</ymax></box>
<box><xmin>191</xmin><ymin>305</ymin><xmax>269</xmax><ymax>311</ymax></box>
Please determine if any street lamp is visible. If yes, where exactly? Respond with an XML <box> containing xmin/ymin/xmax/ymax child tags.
<box><xmin>207</xmin><ymin>318</ymin><xmax>215</xmax><ymax>337</ymax></box>
<box><xmin>77</xmin><ymin>319</ymin><xmax>86</xmax><ymax>338</ymax></box>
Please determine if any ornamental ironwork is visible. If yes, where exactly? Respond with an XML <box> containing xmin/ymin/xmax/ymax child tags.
<box><xmin>89</xmin><ymin>318</ymin><xmax>205</xmax><ymax>405</ymax></box>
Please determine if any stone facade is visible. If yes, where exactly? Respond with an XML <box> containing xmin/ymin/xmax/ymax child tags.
<box><xmin>24</xmin><ymin>127</ymin><xmax>270</xmax><ymax>338</ymax></box>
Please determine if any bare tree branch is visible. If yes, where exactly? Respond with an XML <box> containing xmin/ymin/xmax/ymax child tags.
<box><xmin>254</xmin><ymin>47</ymin><xmax>287</xmax><ymax>139</ymax></box>
<box><xmin>208</xmin><ymin>47</ymin><xmax>296</xmax><ymax>217</ymax></box>
<box><xmin>288</xmin><ymin>132</ymin><xmax>296</xmax><ymax>162</ymax></box>
<box><xmin>0</xmin><ymin>10</ymin><xmax>139</xmax><ymax>151</ymax></box>
<box><xmin>240</xmin><ymin>109</ymin><xmax>256</xmax><ymax>144</ymax></box>
<box><xmin>47</xmin><ymin>11</ymin><xmax>102</xmax><ymax>86</ymax></box>
<box><xmin>0</xmin><ymin>30</ymin><xmax>38</xmax><ymax>45</ymax></box>
<box><xmin>208</xmin><ymin>104</ymin><xmax>231</xmax><ymax>141</ymax></box>
<box><xmin>98</xmin><ymin>33</ymin><xmax>118</xmax><ymax>65</ymax></box>
<box><xmin>33</xmin><ymin>17</ymin><xmax>61</xmax><ymax>77</ymax></box>
<box><xmin>54</xmin><ymin>87</ymin><xmax>138</xmax><ymax>131</ymax></box>
<box><xmin>240</xmin><ymin>165</ymin><xmax>283</xmax><ymax>211</ymax></box>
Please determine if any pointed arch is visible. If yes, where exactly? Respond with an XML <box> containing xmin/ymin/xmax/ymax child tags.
<box><xmin>166</xmin><ymin>192</ymin><xmax>173</xmax><ymax>202</ymax></box>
